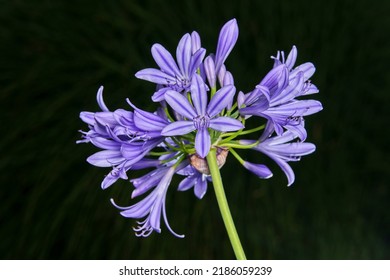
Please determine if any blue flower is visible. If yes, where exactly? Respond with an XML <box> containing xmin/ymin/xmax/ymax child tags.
<box><xmin>161</xmin><ymin>74</ymin><xmax>244</xmax><ymax>158</ymax></box>
<box><xmin>240</xmin><ymin>128</ymin><xmax>316</xmax><ymax>186</ymax></box>
<box><xmin>135</xmin><ymin>33</ymin><xmax>206</xmax><ymax>102</ymax></box>
<box><xmin>239</xmin><ymin>46</ymin><xmax>323</xmax><ymax>138</ymax></box>
<box><xmin>78</xmin><ymin>19</ymin><xmax>323</xmax><ymax>238</ymax></box>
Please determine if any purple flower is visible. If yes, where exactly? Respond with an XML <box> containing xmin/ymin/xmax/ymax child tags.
<box><xmin>243</xmin><ymin>161</ymin><xmax>273</xmax><ymax>179</ymax></box>
<box><xmin>78</xmin><ymin>87</ymin><xmax>168</xmax><ymax>189</ymax></box>
<box><xmin>135</xmin><ymin>33</ymin><xmax>206</xmax><ymax>102</ymax></box>
<box><xmin>161</xmin><ymin>74</ymin><xmax>244</xmax><ymax>158</ymax></box>
<box><xmin>203</xmin><ymin>19</ymin><xmax>239</xmax><ymax>88</ymax></box>
<box><xmin>214</xmin><ymin>18</ymin><xmax>239</xmax><ymax>75</ymax></box>
<box><xmin>241</xmin><ymin>129</ymin><xmax>316</xmax><ymax>186</ymax></box>
<box><xmin>177</xmin><ymin>165</ymin><xmax>211</xmax><ymax>199</ymax></box>
<box><xmin>111</xmin><ymin>162</ymin><xmax>188</xmax><ymax>238</ymax></box>
<box><xmin>239</xmin><ymin>47</ymin><xmax>323</xmax><ymax>137</ymax></box>
<box><xmin>78</xmin><ymin>20</ymin><xmax>323</xmax><ymax>238</ymax></box>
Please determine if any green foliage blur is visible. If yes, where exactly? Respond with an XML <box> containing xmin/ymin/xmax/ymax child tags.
<box><xmin>1</xmin><ymin>0</ymin><xmax>388</xmax><ymax>259</ymax></box>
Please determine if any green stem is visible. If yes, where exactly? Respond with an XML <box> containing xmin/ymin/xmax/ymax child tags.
<box><xmin>206</xmin><ymin>149</ymin><xmax>247</xmax><ymax>260</ymax></box>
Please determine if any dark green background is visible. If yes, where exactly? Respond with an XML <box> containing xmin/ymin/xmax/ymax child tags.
<box><xmin>1</xmin><ymin>0</ymin><xmax>389</xmax><ymax>259</ymax></box>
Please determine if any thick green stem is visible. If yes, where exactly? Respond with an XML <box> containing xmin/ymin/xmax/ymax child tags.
<box><xmin>206</xmin><ymin>149</ymin><xmax>247</xmax><ymax>260</ymax></box>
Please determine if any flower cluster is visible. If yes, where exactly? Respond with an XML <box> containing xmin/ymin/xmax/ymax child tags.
<box><xmin>78</xmin><ymin>19</ymin><xmax>322</xmax><ymax>237</ymax></box>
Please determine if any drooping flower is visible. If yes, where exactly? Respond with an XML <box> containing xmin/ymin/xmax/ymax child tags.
<box><xmin>161</xmin><ymin>74</ymin><xmax>244</xmax><ymax>158</ymax></box>
<box><xmin>111</xmin><ymin>162</ymin><xmax>188</xmax><ymax>238</ymax></box>
<box><xmin>240</xmin><ymin>128</ymin><xmax>316</xmax><ymax>186</ymax></box>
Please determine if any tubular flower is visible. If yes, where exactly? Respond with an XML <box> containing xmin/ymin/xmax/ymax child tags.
<box><xmin>78</xmin><ymin>19</ymin><xmax>322</xmax><ymax>237</ymax></box>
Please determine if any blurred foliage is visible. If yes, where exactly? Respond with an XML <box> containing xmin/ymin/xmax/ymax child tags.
<box><xmin>0</xmin><ymin>0</ymin><xmax>389</xmax><ymax>259</ymax></box>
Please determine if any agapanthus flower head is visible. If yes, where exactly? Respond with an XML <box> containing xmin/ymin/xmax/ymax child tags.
<box><xmin>78</xmin><ymin>19</ymin><xmax>322</xmax><ymax>237</ymax></box>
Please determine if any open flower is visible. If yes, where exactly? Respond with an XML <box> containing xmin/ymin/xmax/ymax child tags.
<box><xmin>135</xmin><ymin>33</ymin><xmax>206</xmax><ymax>102</ymax></box>
<box><xmin>161</xmin><ymin>74</ymin><xmax>244</xmax><ymax>158</ymax></box>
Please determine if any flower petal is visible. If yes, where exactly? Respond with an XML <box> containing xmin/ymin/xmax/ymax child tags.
<box><xmin>165</xmin><ymin>90</ymin><xmax>196</xmax><ymax>119</ymax></box>
<box><xmin>151</xmin><ymin>87</ymin><xmax>170</xmax><ymax>102</ymax></box>
<box><xmin>134</xmin><ymin>111</ymin><xmax>166</xmax><ymax>132</ymax></box>
<box><xmin>176</xmin><ymin>34</ymin><xmax>192</xmax><ymax>78</ymax></box>
<box><xmin>87</xmin><ymin>150</ymin><xmax>123</xmax><ymax>167</ymax></box>
<box><xmin>191</xmin><ymin>31</ymin><xmax>201</xmax><ymax>54</ymax></box>
<box><xmin>290</xmin><ymin>62</ymin><xmax>315</xmax><ymax>81</ymax></box>
<box><xmin>243</xmin><ymin>161</ymin><xmax>273</xmax><ymax>179</ymax></box>
<box><xmin>204</xmin><ymin>56</ymin><xmax>216</xmax><ymax>88</ymax></box>
<box><xmin>285</xmin><ymin>45</ymin><xmax>297</xmax><ymax>70</ymax></box>
<box><xmin>90</xmin><ymin>137</ymin><xmax>121</xmax><ymax>150</ymax></box>
<box><xmin>161</xmin><ymin>121</ymin><xmax>194</xmax><ymax>136</ymax></box>
<box><xmin>191</xmin><ymin>74</ymin><xmax>208</xmax><ymax>115</ymax></box>
<box><xmin>207</xmin><ymin>85</ymin><xmax>235</xmax><ymax>117</ymax></box>
<box><xmin>178</xmin><ymin>174</ymin><xmax>197</xmax><ymax>191</ymax></box>
<box><xmin>215</xmin><ymin>18</ymin><xmax>239</xmax><ymax>73</ymax></box>
<box><xmin>267</xmin><ymin>99</ymin><xmax>323</xmax><ymax>117</ymax></box>
<box><xmin>151</xmin><ymin>43</ymin><xmax>181</xmax><ymax>77</ymax></box>
<box><xmin>135</xmin><ymin>68</ymin><xmax>176</xmax><ymax>85</ymax></box>
<box><xmin>96</xmin><ymin>86</ymin><xmax>109</xmax><ymax>112</ymax></box>
<box><xmin>271</xmin><ymin>71</ymin><xmax>305</xmax><ymax>106</ymax></box>
<box><xmin>194</xmin><ymin>175</ymin><xmax>208</xmax><ymax>199</ymax></box>
<box><xmin>209</xmin><ymin>117</ymin><xmax>244</xmax><ymax>132</ymax></box>
<box><xmin>195</xmin><ymin>128</ymin><xmax>211</xmax><ymax>158</ymax></box>
<box><xmin>188</xmin><ymin>48</ymin><xmax>206</xmax><ymax>77</ymax></box>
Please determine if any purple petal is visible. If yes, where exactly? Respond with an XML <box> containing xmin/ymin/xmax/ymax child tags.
<box><xmin>209</xmin><ymin>117</ymin><xmax>244</xmax><ymax>132</ymax></box>
<box><xmin>80</xmin><ymin>112</ymin><xmax>95</xmax><ymax>125</ymax></box>
<box><xmin>178</xmin><ymin>175</ymin><xmax>197</xmax><ymax>191</ymax></box>
<box><xmin>94</xmin><ymin>112</ymin><xmax>117</xmax><ymax>127</ymax></box>
<box><xmin>215</xmin><ymin>19</ymin><xmax>239</xmax><ymax>73</ymax></box>
<box><xmin>101</xmin><ymin>172</ymin><xmax>120</xmax><ymax>189</ymax></box>
<box><xmin>149</xmin><ymin>167</ymin><xmax>176</xmax><ymax>229</ymax></box>
<box><xmin>285</xmin><ymin>123</ymin><xmax>307</xmax><ymax>141</ymax></box>
<box><xmin>266</xmin><ymin>142</ymin><xmax>316</xmax><ymax>158</ymax></box>
<box><xmin>151</xmin><ymin>43</ymin><xmax>181</xmax><ymax>77</ymax></box>
<box><xmin>268</xmin><ymin>153</ymin><xmax>295</xmax><ymax>186</ymax></box>
<box><xmin>243</xmin><ymin>161</ymin><xmax>273</xmax><ymax>179</ymax></box>
<box><xmin>285</xmin><ymin>46</ymin><xmax>297</xmax><ymax>70</ymax></box>
<box><xmin>194</xmin><ymin>175</ymin><xmax>208</xmax><ymax>199</ymax></box>
<box><xmin>191</xmin><ymin>31</ymin><xmax>201</xmax><ymax>54</ymax></box>
<box><xmin>237</xmin><ymin>91</ymin><xmax>245</xmax><ymax>108</ymax></box>
<box><xmin>135</xmin><ymin>68</ymin><xmax>176</xmax><ymax>85</ymax></box>
<box><xmin>87</xmin><ymin>150</ymin><xmax>123</xmax><ymax>167</ymax></box>
<box><xmin>260</xmin><ymin>64</ymin><xmax>289</xmax><ymax>95</ymax></box>
<box><xmin>134</xmin><ymin>111</ymin><xmax>165</xmax><ymax>131</ymax></box>
<box><xmin>188</xmin><ymin>47</ymin><xmax>206</xmax><ymax>77</ymax></box>
<box><xmin>259</xmin><ymin>121</ymin><xmax>275</xmax><ymax>141</ymax></box>
<box><xmin>290</xmin><ymin>62</ymin><xmax>315</xmax><ymax>81</ymax></box>
<box><xmin>207</xmin><ymin>85</ymin><xmax>235</xmax><ymax>117</ymax></box>
<box><xmin>90</xmin><ymin>137</ymin><xmax>121</xmax><ymax>150</ymax></box>
<box><xmin>165</xmin><ymin>90</ymin><xmax>196</xmax><ymax>119</ymax></box>
<box><xmin>302</xmin><ymin>83</ymin><xmax>319</xmax><ymax>95</ymax></box>
<box><xmin>218</xmin><ymin>64</ymin><xmax>226</xmax><ymax>86</ymax></box>
<box><xmin>152</xmin><ymin>87</ymin><xmax>171</xmax><ymax>102</ymax></box>
<box><xmin>176</xmin><ymin>34</ymin><xmax>192</xmax><ymax>78</ymax></box>
<box><xmin>268</xmin><ymin>99</ymin><xmax>323</xmax><ymax>117</ymax></box>
<box><xmin>204</xmin><ymin>56</ymin><xmax>216</xmax><ymax>88</ymax></box>
<box><xmin>223</xmin><ymin>71</ymin><xmax>234</xmax><ymax>86</ymax></box>
<box><xmin>271</xmin><ymin>71</ymin><xmax>305</xmax><ymax>106</ymax></box>
<box><xmin>191</xmin><ymin>74</ymin><xmax>208</xmax><ymax>115</ymax></box>
<box><xmin>195</xmin><ymin>128</ymin><xmax>211</xmax><ymax>158</ymax></box>
<box><xmin>161</xmin><ymin>121</ymin><xmax>194</xmax><ymax>136</ymax></box>
<box><xmin>96</xmin><ymin>86</ymin><xmax>109</xmax><ymax>112</ymax></box>
<box><xmin>120</xmin><ymin>144</ymin><xmax>143</xmax><ymax>159</ymax></box>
